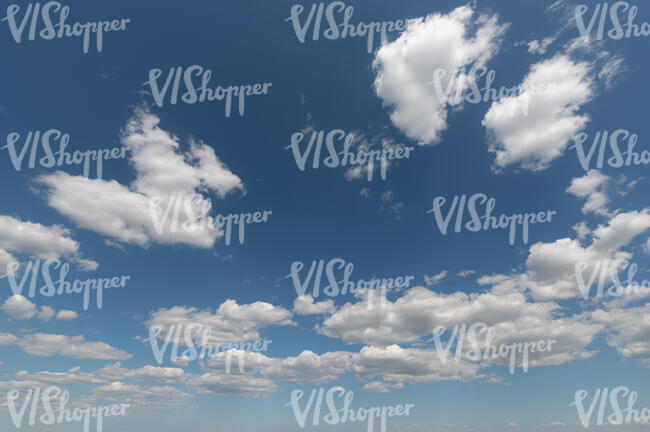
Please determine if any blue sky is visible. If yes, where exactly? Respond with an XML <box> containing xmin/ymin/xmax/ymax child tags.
<box><xmin>1</xmin><ymin>0</ymin><xmax>650</xmax><ymax>431</ymax></box>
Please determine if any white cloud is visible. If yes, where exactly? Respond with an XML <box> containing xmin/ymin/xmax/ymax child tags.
<box><xmin>320</xmin><ymin>286</ymin><xmax>525</xmax><ymax>346</ymax></box>
<box><xmin>591</xmin><ymin>210</ymin><xmax>650</xmax><ymax>252</ymax></box>
<box><xmin>0</xmin><ymin>249</ymin><xmax>15</xmax><ymax>277</ymax></box>
<box><xmin>38</xmin><ymin>306</ymin><xmax>55</xmax><ymax>322</ymax></box>
<box><xmin>342</xmin><ymin>133</ymin><xmax>405</xmax><ymax>181</ymax></box>
<box><xmin>293</xmin><ymin>295</ymin><xmax>335</xmax><ymax>315</ymax></box>
<box><xmin>526</xmin><ymin>210</ymin><xmax>650</xmax><ymax>300</ymax></box>
<box><xmin>0</xmin><ymin>216</ymin><xmax>96</xmax><ymax>275</ymax></box>
<box><xmin>187</xmin><ymin>373</ymin><xmax>278</xmax><ymax>397</ymax></box>
<box><xmin>484</xmin><ymin>54</ymin><xmax>594</xmax><ymax>171</ymax></box>
<box><xmin>38</xmin><ymin>109</ymin><xmax>243</xmax><ymax>249</ymax></box>
<box><xmin>527</xmin><ymin>37</ymin><xmax>556</xmax><ymax>54</ymax></box>
<box><xmin>573</xmin><ymin>221</ymin><xmax>591</xmax><ymax>240</ymax></box>
<box><xmin>95</xmin><ymin>362</ymin><xmax>184</xmax><ymax>382</ymax></box>
<box><xmin>146</xmin><ymin>299</ymin><xmax>293</xmax><ymax>347</ymax></box>
<box><xmin>90</xmin><ymin>381</ymin><xmax>192</xmax><ymax>409</ymax></box>
<box><xmin>353</xmin><ymin>345</ymin><xmax>483</xmax><ymax>384</ymax></box>
<box><xmin>0</xmin><ymin>333</ymin><xmax>19</xmax><ymax>345</ymax></box>
<box><xmin>598</xmin><ymin>54</ymin><xmax>626</xmax><ymax>90</ymax></box>
<box><xmin>201</xmin><ymin>347</ymin><xmax>354</xmax><ymax>387</ymax></box>
<box><xmin>15</xmin><ymin>367</ymin><xmax>104</xmax><ymax>385</ymax></box>
<box><xmin>592</xmin><ymin>304</ymin><xmax>650</xmax><ymax>365</ymax></box>
<box><xmin>362</xmin><ymin>381</ymin><xmax>404</xmax><ymax>392</ymax></box>
<box><xmin>373</xmin><ymin>5</ymin><xmax>507</xmax><ymax>146</ymax></box>
<box><xmin>424</xmin><ymin>270</ymin><xmax>447</xmax><ymax>286</ymax></box>
<box><xmin>0</xmin><ymin>379</ymin><xmax>50</xmax><ymax>395</ymax></box>
<box><xmin>204</xmin><ymin>349</ymin><xmax>274</xmax><ymax>375</ymax></box>
<box><xmin>1</xmin><ymin>295</ymin><xmax>37</xmax><ymax>320</ymax></box>
<box><xmin>380</xmin><ymin>189</ymin><xmax>404</xmax><ymax>220</ymax></box>
<box><xmin>11</xmin><ymin>363</ymin><xmax>186</xmax><ymax>389</ymax></box>
<box><xmin>319</xmin><ymin>283</ymin><xmax>601</xmax><ymax>369</ymax></box>
<box><xmin>56</xmin><ymin>310</ymin><xmax>79</xmax><ymax>321</ymax></box>
<box><xmin>525</xmin><ymin>238</ymin><xmax>621</xmax><ymax>301</ymax></box>
<box><xmin>1</xmin><ymin>296</ymin><xmax>73</xmax><ymax>322</ymax></box>
<box><xmin>542</xmin><ymin>421</ymin><xmax>567</xmax><ymax>427</ymax></box>
<box><xmin>566</xmin><ymin>169</ymin><xmax>611</xmax><ymax>215</ymax></box>
<box><xmin>565</xmin><ymin>35</ymin><xmax>595</xmax><ymax>53</ymax></box>
<box><xmin>0</xmin><ymin>332</ymin><xmax>132</xmax><ymax>360</ymax></box>
<box><xmin>261</xmin><ymin>350</ymin><xmax>353</xmax><ymax>384</ymax></box>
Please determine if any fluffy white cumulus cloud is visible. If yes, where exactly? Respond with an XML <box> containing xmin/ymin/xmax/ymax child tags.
<box><xmin>0</xmin><ymin>333</ymin><xmax>19</xmax><ymax>345</ymax></box>
<box><xmin>1</xmin><ymin>295</ymin><xmax>77</xmax><ymax>322</ymax></box>
<box><xmin>293</xmin><ymin>295</ymin><xmax>336</xmax><ymax>315</ymax></box>
<box><xmin>525</xmin><ymin>210</ymin><xmax>650</xmax><ymax>300</ymax></box>
<box><xmin>0</xmin><ymin>215</ymin><xmax>96</xmax><ymax>275</ymax></box>
<box><xmin>353</xmin><ymin>345</ymin><xmax>483</xmax><ymax>384</ymax></box>
<box><xmin>566</xmin><ymin>169</ymin><xmax>611</xmax><ymax>215</ymax></box>
<box><xmin>203</xmin><ymin>348</ymin><xmax>354</xmax><ymax>387</ymax></box>
<box><xmin>37</xmin><ymin>305</ymin><xmax>55</xmax><ymax>322</ymax></box>
<box><xmin>204</xmin><ymin>349</ymin><xmax>274</xmax><ymax>375</ymax></box>
<box><xmin>0</xmin><ymin>295</ymin><xmax>38</xmax><ymax>320</ymax></box>
<box><xmin>56</xmin><ymin>310</ymin><xmax>78</xmax><ymax>321</ymax></box>
<box><xmin>319</xmin><ymin>286</ymin><xmax>527</xmax><ymax>346</ymax></box>
<box><xmin>146</xmin><ymin>299</ymin><xmax>293</xmax><ymax>347</ymax></box>
<box><xmin>38</xmin><ymin>108</ymin><xmax>243</xmax><ymax>249</ymax></box>
<box><xmin>318</xmin><ymin>283</ymin><xmax>601</xmax><ymax>370</ymax></box>
<box><xmin>317</xmin><ymin>281</ymin><xmax>604</xmax><ymax>374</ymax></box>
<box><xmin>473</xmin><ymin>310</ymin><xmax>602</xmax><ymax>369</ymax></box>
<box><xmin>484</xmin><ymin>54</ymin><xmax>594</xmax><ymax>171</ymax></box>
<box><xmin>373</xmin><ymin>5</ymin><xmax>507</xmax><ymax>146</ymax></box>
<box><xmin>592</xmin><ymin>304</ymin><xmax>650</xmax><ymax>366</ymax></box>
<box><xmin>0</xmin><ymin>248</ymin><xmax>15</xmax><ymax>277</ymax></box>
<box><xmin>590</xmin><ymin>210</ymin><xmax>650</xmax><ymax>252</ymax></box>
<box><xmin>261</xmin><ymin>350</ymin><xmax>353</xmax><ymax>384</ymax></box>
